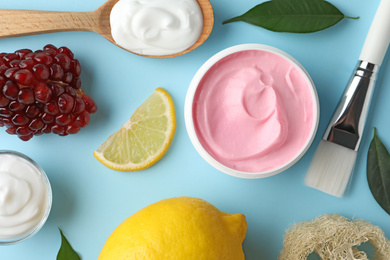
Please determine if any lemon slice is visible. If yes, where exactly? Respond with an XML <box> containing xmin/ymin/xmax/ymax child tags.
<box><xmin>93</xmin><ymin>88</ymin><xmax>176</xmax><ymax>171</ymax></box>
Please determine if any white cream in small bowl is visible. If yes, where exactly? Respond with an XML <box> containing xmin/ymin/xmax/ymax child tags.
<box><xmin>0</xmin><ymin>151</ymin><xmax>52</xmax><ymax>245</ymax></box>
<box><xmin>185</xmin><ymin>44</ymin><xmax>320</xmax><ymax>179</ymax></box>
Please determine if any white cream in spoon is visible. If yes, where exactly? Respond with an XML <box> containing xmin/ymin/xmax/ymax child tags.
<box><xmin>110</xmin><ymin>0</ymin><xmax>204</xmax><ymax>56</ymax></box>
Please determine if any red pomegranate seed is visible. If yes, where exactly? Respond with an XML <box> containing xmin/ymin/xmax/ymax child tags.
<box><xmin>55</xmin><ymin>113</ymin><xmax>72</xmax><ymax>126</ymax></box>
<box><xmin>9</xmin><ymin>60</ymin><xmax>21</xmax><ymax>68</ymax></box>
<box><xmin>8</xmin><ymin>101</ymin><xmax>25</xmax><ymax>112</ymax></box>
<box><xmin>25</xmin><ymin>105</ymin><xmax>40</xmax><ymax>118</ymax></box>
<box><xmin>51</xmin><ymin>83</ymin><xmax>65</xmax><ymax>97</ymax></box>
<box><xmin>0</xmin><ymin>108</ymin><xmax>12</xmax><ymax>117</ymax></box>
<box><xmin>3</xmin><ymin>81</ymin><xmax>19</xmax><ymax>100</ymax></box>
<box><xmin>0</xmin><ymin>66</ymin><xmax>8</xmax><ymax>76</ymax></box>
<box><xmin>25</xmin><ymin>52</ymin><xmax>36</xmax><ymax>60</ymax></box>
<box><xmin>81</xmin><ymin>95</ymin><xmax>98</xmax><ymax>113</ymax></box>
<box><xmin>19</xmin><ymin>133</ymin><xmax>33</xmax><ymax>141</ymax></box>
<box><xmin>42</xmin><ymin>113</ymin><xmax>54</xmax><ymax>124</ymax></box>
<box><xmin>65</xmin><ymin>86</ymin><xmax>76</xmax><ymax>96</ymax></box>
<box><xmin>4</xmin><ymin>68</ymin><xmax>19</xmax><ymax>79</ymax></box>
<box><xmin>74</xmin><ymin>111</ymin><xmax>90</xmax><ymax>127</ymax></box>
<box><xmin>6</xmin><ymin>126</ymin><xmax>17</xmax><ymax>135</ymax></box>
<box><xmin>15</xmin><ymin>49</ymin><xmax>32</xmax><ymax>59</ymax></box>
<box><xmin>44</xmin><ymin>44</ymin><xmax>57</xmax><ymax>52</ymax></box>
<box><xmin>44</xmin><ymin>49</ymin><xmax>57</xmax><ymax>57</ymax></box>
<box><xmin>71</xmin><ymin>77</ymin><xmax>81</xmax><ymax>89</ymax></box>
<box><xmin>44</xmin><ymin>100</ymin><xmax>59</xmax><ymax>115</ymax></box>
<box><xmin>54</xmin><ymin>53</ymin><xmax>71</xmax><ymax>71</ymax></box>
<box><xmin>34</xmin><ymin>52</ymin><xmax>53</xmax><ymax>66</ymax></box>
<box><xmin>72</xmin><ymin>59</ymin><xmax>81</xmax><ymax>76</ymax></box>
<box><xmin>58</xmin><ymin>93</ymin><xmax>74</xmax><ymax>113</ymax></box>
<box><xmin>19</xmin><ymin>59</ymin><xmax>35</xmax><ymax>70</ymax></box>
<box><xmin>3</xmin><ymin>53</ymin><xmax>18</xmax><ymax>64</ymax></box>
<box><xmin>0</xmin><ymin>76</ymin><xmax>5</xmax><ymax>86</ymax></box>
<box><xmin>52</xmin><ymin>125</ymin><xmax>65</xmax><ymax>135</ymax></box>
<box><xmin>12</xmin><ymin>113</ymin><xmax>29</xmax><ymax>125</ymax></box>
<box><xmin>50</xmin><ymin>64</ymin><xmax>64</xmax><ymax>80</ymax></box>
<box><xmin>41</xmin><ymin>124</ymin><xmax>52</xmax><ymax>134</ymax></box>
<box><xmin>62</xmin><ymin>72</ymin><xmax>73</xmax><ymax>84</ymax></box>
<box><xmin>58</xmin><ymin>46</ymin><xmax>74</xmax><ymax>59</ymax></box>
<box><xmin>18</xmin><ymin>88</ymin><xmax>35</xmax><ymax>105</ymax></box>
<box><xmin>14</xmin><ymin>69</ymin><xmax>34</xmax><ymax>85</ymax></box>
<box><xmin>72</xmin><ymin>97</ymin><xmax>85</xmax><ymax>114</ymax></box>
<box><xmin>34</xmin><ymin>82</ymin><xmax>53</xmax><ymax>103</ymax></box>
<box><xmin>0</xmin><ymin>94</ymin><xmax>10</xmax><ymax>107</ymax></box>
<box><xmin>16</xmin><ymin>126</ymin><xmax>32</xmax><ymax>136</ymax></box>
<box><xmin>29</xmin><ymin>118</ymin><xmax>44</xmax><ymax>131</ymax></box>
<box><xmin>2</xmin><ymin>118</ymin><xmax>13</xmax><ymax>127</ymax></box>
<box><xmin>34</xmin><ymin>130</ymin><xmax>43</xmax><ymax>136</ymax></box>
<box><xmin>66</xmin><ymin>124</ymin><xmax>80</xmax><ymax>134</ymax></box>
<box><xmin>32</xmin><ymin>64</ymin><xmax>50</xmax><ymax>81</ymax></box>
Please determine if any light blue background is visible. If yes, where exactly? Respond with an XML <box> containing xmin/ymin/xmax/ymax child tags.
<box><xmin>1</xmin><ymin>0</ymin><xmax>389</xmax><ymax>259</ymax></box>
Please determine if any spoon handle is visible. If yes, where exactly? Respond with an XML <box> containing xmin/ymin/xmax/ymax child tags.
<box><xmin>0</xmin><ymin>9</ymin><xmax>99</xmax><ymax>38</ymax></box>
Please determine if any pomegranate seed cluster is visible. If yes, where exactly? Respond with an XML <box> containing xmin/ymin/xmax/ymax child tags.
<box><xmin>0</xmin><ymin>44</ymin><xmax>97</xmax><ymax>141</ymax></box>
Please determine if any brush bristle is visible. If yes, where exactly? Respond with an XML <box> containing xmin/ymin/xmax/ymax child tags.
<box><xmin>305</xmin><ymin>140</ymin><xmax>357</xmax><ymax>197</ymax></box>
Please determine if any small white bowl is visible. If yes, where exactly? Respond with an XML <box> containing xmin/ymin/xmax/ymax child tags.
<box><xmin>0</xmin><ymin>150</ymin><xmax>52</xmax><ymax>245</ymax></box>
<box><xmin>185</xmin><ymin>44</ymin><xmax>319</xmax><ymax>179</ymax></box>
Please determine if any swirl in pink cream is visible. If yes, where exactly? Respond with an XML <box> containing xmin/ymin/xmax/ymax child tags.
<box><xmin>193</xmin><ymin>50</ymin><xmax>315</xmax><ymax>172</ymax></box>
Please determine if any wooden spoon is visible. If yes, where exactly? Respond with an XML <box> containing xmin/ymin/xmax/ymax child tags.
<box><xmin>0</xmin><ymin>0</ymin><xmax>214</xmax><ymax>58</ymax></box>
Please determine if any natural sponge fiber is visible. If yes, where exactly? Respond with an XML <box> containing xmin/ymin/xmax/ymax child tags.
<box><xmin>279</xmin><ymin>214</ymin><xmax>390</xmax><ymax>260</ymax></box>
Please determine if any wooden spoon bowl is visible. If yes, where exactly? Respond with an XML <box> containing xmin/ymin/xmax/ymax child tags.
<box><xmin>0</xmin><ymin>0</ymin><xmax>214</xmax><ymax>58</ymax></box>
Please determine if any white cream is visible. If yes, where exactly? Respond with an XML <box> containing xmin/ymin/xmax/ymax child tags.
<box><xmin>110</xmin><ymin>0</ymin><xmax>204</xmax><ymax>56</ymax></box>
<box><xmin>0</xmin><ymin>153</ymin><xmax>49</xmax><ymax>240</ymax></box>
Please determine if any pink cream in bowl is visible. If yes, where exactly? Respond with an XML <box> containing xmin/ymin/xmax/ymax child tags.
<box><xmin>185</xmin><ymin>44</ymin><xmax>319</xmax><ymax>178</ymax></box>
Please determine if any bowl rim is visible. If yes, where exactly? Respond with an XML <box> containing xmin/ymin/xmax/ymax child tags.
<box><xmin>184</xmin><ymin>43</ymin><xmax>320</xmax><ymax>179</ymax></box>
<box><xmin>0</xmin><ymin>150</ymin><xmax>52</xmax><ymax>245</ymax></box>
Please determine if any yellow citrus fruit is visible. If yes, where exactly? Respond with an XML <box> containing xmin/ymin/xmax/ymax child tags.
<box><xmin>93</xmin><ymin>87</ymin><xmax>176</xmax><ymax>171</ymax></box>
<box><xmin>98</xmin><ymin>196</ymin><xmax>247</xmax><ymax>260</ymax></box>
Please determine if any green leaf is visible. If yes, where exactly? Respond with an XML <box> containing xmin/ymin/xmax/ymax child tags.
<box><xmin>57</xmin><ymin>228</ymin><xmax>81</xmax><ymax>260</ymax></box>
<box><xmin>367</xmin><ymin>128</ymin><xmax>390</xmax><ymax>215</ymax></box>
<box><xmin>223</xmin><ymin>0</ymin><xmax>359</xmax><ymax>33</ymax></box>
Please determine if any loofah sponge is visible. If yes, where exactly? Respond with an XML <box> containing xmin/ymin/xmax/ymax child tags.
<box><xmin>279</xmin><ymin>214</ymin><xmax>390</xmax><ymax>260</ymax></box>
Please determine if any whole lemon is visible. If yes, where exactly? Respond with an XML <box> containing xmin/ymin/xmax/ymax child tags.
<box><xmin>98</xmin><ymin>196</ymin><xmax>247</xmax><ymax>260</ymax></box>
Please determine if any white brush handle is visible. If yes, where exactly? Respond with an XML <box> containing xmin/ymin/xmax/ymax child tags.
<box><xmin>359</xmin><ymin>0</ymin><xmax>390</xmax><ymax>65</ymax></box>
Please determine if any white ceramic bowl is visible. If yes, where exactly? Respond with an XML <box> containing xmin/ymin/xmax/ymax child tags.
<box><xmin>185</xmin><ymin>44</ymin><xmax>320</xmax><ymax>179</ymax></box>
<box><xmin>0</xmin><ymin>150</ymin><xmax>52</xmax><ymax>245</ymax></box>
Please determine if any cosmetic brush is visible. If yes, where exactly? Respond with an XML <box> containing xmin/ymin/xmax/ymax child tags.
<box><xmin>305</xmin><ymin>0</ymin><xmax>390</xmax><ymax>197</ymax></box>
